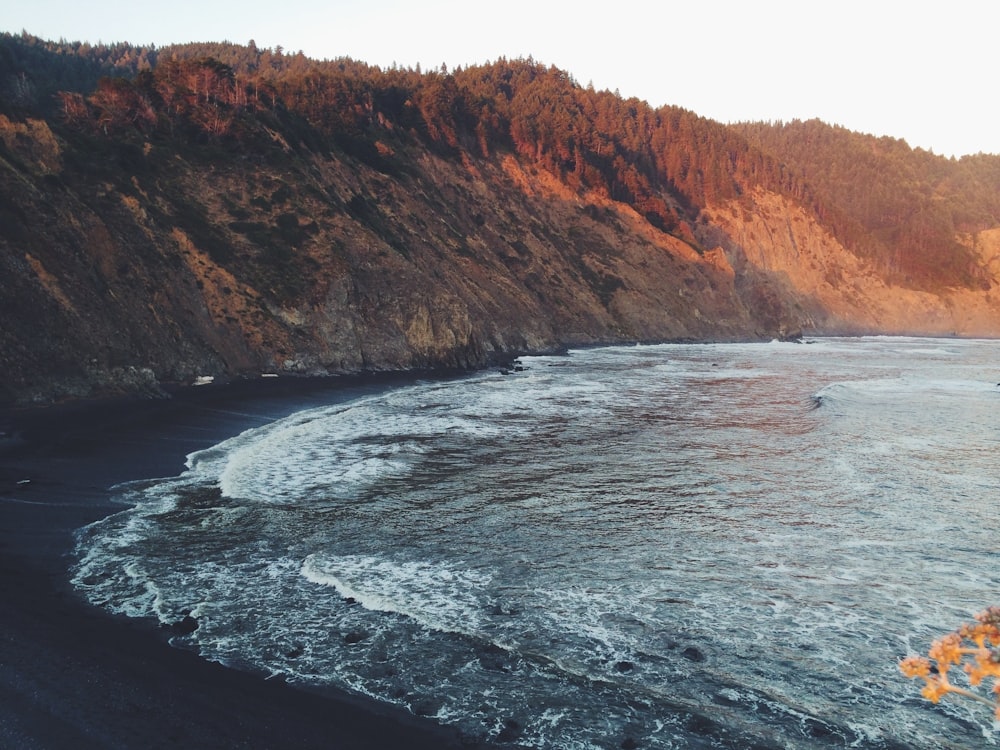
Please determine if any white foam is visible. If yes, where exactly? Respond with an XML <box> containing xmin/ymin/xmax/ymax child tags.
<box><xmin>301</xmin><ymin>554</ymin><xmax>492</xmax><ymax>636</ymax></box>
<box><xmin>198</xmin><ymin>381</ymin><xmax>521</xmax><ymax>503</ymax></box>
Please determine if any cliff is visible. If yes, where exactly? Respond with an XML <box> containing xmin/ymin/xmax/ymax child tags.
<box><xmin>0</xmin><ymin>115</ymin><xmax>780</xmax><ymax>405</ymax></box>
<box><xmin>700</xmin><ymin>188</ymin><xmax>1000</xmax><ymax>336</ymax></box>
<box><xmin>1</xmin><ymin>44</ymin><xmax>999</xmax><ymax>405</ymax></box>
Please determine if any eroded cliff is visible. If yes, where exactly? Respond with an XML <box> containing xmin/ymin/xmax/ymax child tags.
<box><xmin>701</xmin><ymin>189</ymin><xmax>1000</xmax><ymax>337</ymax></box>
<box><xmin>2</xmin><ymin>52</ymin><xmax>999</xmax><ymax>406</ymax></box>
<box><xmin>0</xmin><ymin>115</ymin><xmax>793</xmax><ymax>404</ymax></box>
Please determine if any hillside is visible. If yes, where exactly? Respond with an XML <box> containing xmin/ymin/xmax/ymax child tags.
<box><xmin>1</xmin><ymin>33</ymin><xmax>999</xmax><ymax>405</ymax></box>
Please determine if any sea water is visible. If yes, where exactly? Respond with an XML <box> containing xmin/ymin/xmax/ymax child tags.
<box><xmin>72</xmin><ymin>337</ymin><xmax>1000</xmax><ymax>748</ymax></box>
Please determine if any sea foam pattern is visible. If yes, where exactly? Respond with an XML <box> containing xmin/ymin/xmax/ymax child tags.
<box><xmin>73</xmin><ymin>337</ymin><xmax>1000</xmax><ymax>748</ymax></box>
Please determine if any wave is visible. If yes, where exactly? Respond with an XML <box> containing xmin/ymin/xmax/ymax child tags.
<box><xmin>812</xmin><ymin>377</ymin><xmax>997</xmax><ymax>408</ymax></box>
<box><xmin>297</xmin><ymin>552</ymin><xmax>862</xmax><ymax>748</ymax></box>
<box><xmin>301</xmin><ymin>553</ymin><xmax>493</xmax><ymax>636</ymax></box>
<box><xmin>179</xmin><ymin>382</ymin><xmax>503</xmax><ymax>504</ymax></box>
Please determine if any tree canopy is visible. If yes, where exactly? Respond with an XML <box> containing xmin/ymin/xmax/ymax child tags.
<box><xmin>4</xmin><ymin>31</ymin><xmax>1000</xmax><ymax>291</ymax></box>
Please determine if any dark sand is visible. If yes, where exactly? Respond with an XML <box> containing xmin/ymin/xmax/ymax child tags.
<box><xmin>0</xmin><ymin>375</ymin><xmax>488</xmax><ymax>749</ymax></box>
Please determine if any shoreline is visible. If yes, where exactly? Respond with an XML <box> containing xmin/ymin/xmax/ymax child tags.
<box><xmin>0</xmin><ymin>373</ymin><xmax>489</xmax><ymax>749</ymax></box>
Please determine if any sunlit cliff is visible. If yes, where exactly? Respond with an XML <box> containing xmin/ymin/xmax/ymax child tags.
<box><xmin>2</xmin><ymin>34</ymin><xmax>999</xmax><ymax>404</ymax></box>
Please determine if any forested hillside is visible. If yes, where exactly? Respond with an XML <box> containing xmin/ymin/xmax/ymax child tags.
<box><xmin>2</xmin><ymin>32</ymin><xmax>999</xmax><ymax>405</ymax></box>
<box><xmin>736</xmin><ymin>119</ymin><xmax>1000</xmax><ymax>289</ymax></box>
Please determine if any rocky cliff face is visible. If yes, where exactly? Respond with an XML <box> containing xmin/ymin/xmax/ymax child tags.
<box><xmin>0</xmin><ymin>112</ymin><xmax>996</xmax><ymax>406</ymax></box>
<box><xmin>701</xmin><ymin>189</ymin><xmax>1000</xmax><ymax>337</ymax></box>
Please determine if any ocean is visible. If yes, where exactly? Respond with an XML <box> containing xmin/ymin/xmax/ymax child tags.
<box><xmin>72</xmin><ymin>337</ymin><xmax>1000</xmax><ymax>748</ymax></box>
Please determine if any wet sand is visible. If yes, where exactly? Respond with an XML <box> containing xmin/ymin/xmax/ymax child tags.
<box><xmin>0</xmin><ymin>375</ymin><xmax>487</xmax><ymax>749</ymax></box>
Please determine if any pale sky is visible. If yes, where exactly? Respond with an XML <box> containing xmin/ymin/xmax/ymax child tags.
<box><xmin>5</xmin><ymin>0</ymin><xmax>998</xmax><ymax>157</ymax></box>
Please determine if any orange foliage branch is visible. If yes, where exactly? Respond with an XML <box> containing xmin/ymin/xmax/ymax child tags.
<box><xmin>900</xmin><ymin>606</ymin><xmax>1000</xmax><ymax>719</ymax></box>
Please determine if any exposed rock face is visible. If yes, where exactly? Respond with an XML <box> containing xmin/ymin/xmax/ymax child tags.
<box><xmin>702</xmin><ymin>189</ymin><xmax>1000</xmax><ymax>337</ymax></box>
<box><xmin>0</xmin><ymin>115</ymin><xmax>996</xmax><ymax>406</ymax></box>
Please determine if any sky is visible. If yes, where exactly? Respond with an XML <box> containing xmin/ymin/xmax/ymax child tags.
<box><xmin>5</xmin><ymin>0</ymin><xmax>999</xmax><ymax>157</ymax></box>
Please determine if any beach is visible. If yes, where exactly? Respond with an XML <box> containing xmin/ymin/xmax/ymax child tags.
<box><xmin>0</xmin><ymin>375</ymin><xmax>484</xmax><ymax>749</ymax></box>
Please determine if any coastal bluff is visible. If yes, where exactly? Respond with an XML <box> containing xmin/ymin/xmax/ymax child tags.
<box><xmin>2</xmin><ymin>50</ymin><xmax>1000</xmax><ymax>405</ymax></box>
